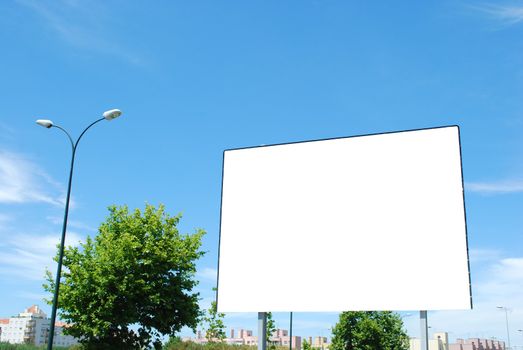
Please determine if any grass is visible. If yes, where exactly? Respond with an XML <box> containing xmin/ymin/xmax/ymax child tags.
<box><xmin>0</xmin><ymin>343</ymin><xmax>75</xmax><ymax>350</ymax></box>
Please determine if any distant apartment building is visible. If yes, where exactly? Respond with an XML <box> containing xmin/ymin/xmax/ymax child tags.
<box><xmin>0</xmin><ymin>305</ymin><xmax>78</xmax><ymax>347</ymax></box>
<box><xmin>184</xmin><ymin>328</ymin><xmax>301</xmax><ymax>349</ymax></box>
<box><xmin>227</xmin><ymin>329</ymin><xmax>257</xmax><ymax>346</ymax></box>
<box><xmin>270</xmin><ymin>329</ymin><xmax>301</xmax><ymax>349</ymax></box>
<box><xmin>305</xmin><ymin>336</ymin><xmax>330</xmax><ymax>349</ymax></box>
<box><xmin>312</xmin><ymin>336</ymin><xmax>329</xmax><ymax>349</ymax></box>
<box><xmin>410</xmin><ymin>332</ymin><xmax>505</xmax><ymax>350</ymax></box>
<box><xmin>449</xmin><ymin>338</ymin><xmax>505</xmax><ymax>350</ymax></box>
<box><xmin>410</xmin><ymin>332</ymin><xmax>450</xmax><ymax>350</ymax></box>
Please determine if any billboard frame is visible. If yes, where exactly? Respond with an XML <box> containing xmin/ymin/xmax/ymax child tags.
<box><xmin>216</xmin><ymin>125</ymin><xmax>472</xmax><ymax>312</ymax></box>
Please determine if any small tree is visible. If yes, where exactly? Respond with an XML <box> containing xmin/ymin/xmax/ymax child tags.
<box><xmin>302</xmin><ymin>339</ymin><xmax>313</xmax><ymax>350</ymax></box>
<box><xmin>266</xmin><ymin>312</ymin><xmax>276</xmax><ymax>349</ymax></box>
<box><xmin>44</xmin><ymin>204</ymin><xmax>206</xmax><ymax>350</ymax></box>
<box><xmin>330</xmin><ymin>311</ymin><xmax>409</xmax><ymax>350</ymax></box>
<box><xmin>202</xmin><ymin>288</ymin><xmax>226</xmax><ymax>343</ymax></box>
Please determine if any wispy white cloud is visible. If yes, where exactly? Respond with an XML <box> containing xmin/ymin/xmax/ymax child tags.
<box><xmin>404</xmin><ymin>256</ymin><xmax>523</xmax><ymax>342</ymax></box>
<box><xmin>471</xmin><ymin>3</ymin><xmax>523</xmax><ymax>25</ymax></box>
<box><xmin>10</xmin><ymin>232</ymin><xmax>83</xmax><ymax>256</ymax></box>
<box><xmin>46</xmin><ymin>215</ymin><xmax>96</xmax><ymax>232</ymax></box>
<box><xmin>0</xmin><ymin>151</ymin><xmax>65</xmax><ymax>205</ymax></box>
<box><xmin>0</xmin><ymin>231</ymin><xmax>83</xmax><ymax>281</ymax></box>
<box><xmin>465</xmin><ymin>179</ymin><xmax>523</xmax><ymax>194</ymax></box>
<box><xmin>479</xmin><ymin>257</ymin><xmax>523</xmax><ymax>299</ymax></box>
<box><xmin>16</xmin><ymin>0</ymin><xmax>145</xmax><ymax>65</ymax></box>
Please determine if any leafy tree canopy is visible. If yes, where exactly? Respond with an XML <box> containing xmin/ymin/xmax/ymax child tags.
<box><xmin>202</xmin><ymin>288</ymin><xmax>226</xmax><ymax>343</ymax></box>
<box><xmin>330</xmin><ymin>311</ymin><xmax>409</xmax><ymax>350</ymax></box>
<box><xmin>44</xmin><ymin>204</ymin><xmax>206</xmax><ymax>350</ymax></box>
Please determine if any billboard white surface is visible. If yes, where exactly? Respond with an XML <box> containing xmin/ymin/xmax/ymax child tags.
<box><xmin>217</xmin><ymin>126</ymin><xmax>471</xmax><ymax>312</ymax></box>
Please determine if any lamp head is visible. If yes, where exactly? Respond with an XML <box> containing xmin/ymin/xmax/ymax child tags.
<box><xmin>36</xmin><ymin>119</ymin><xmax>53</xmax><ymax>128</ymax></box>
<box><xmin>103</xmin><ymin>109</ymin><xmax>122</xmax><ymax>120</ymax></box>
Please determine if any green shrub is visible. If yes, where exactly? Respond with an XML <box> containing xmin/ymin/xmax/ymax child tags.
<box><xmin>163</xmin><ymin>341</ymin><xmax>259</xmax><ymax>350</ymax></box>
<box><xmin>0</xmin><ymin>343</ymin><xmax>74</xmax><ymax>350</ymax></box>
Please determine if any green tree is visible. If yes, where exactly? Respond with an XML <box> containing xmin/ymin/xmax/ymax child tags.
<box><xmin>44</xmin><ymin>204</ymin><xmax>206</xmax><ymax>350</ymax></box>
<box><xmin>330</xmin><ymin>311</ymin><xmax>409</xmax><ymax>350</ymax></box>
<box><xmin>202</xmin><ymin>288</ymin><xmax>226</xmax><ymax>343</ymax></box>
<box><xmin>302</xmin><ymin>339</ymin><xmax>312</xmax><ymax>350</ymax></box>
<box><xmin>266</xmin><ymin>312</ymin><xmax>276</xmax><ymax>350</ymax></box>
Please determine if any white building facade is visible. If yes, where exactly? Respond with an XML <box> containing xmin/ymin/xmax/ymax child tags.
<box><xmin>0</xmin><ymin>305</ymin><xmax>78</xmax><ymax>347</ymax></box>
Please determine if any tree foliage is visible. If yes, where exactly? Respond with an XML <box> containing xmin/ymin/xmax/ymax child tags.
<box><xmin>202</xmin><ymin>288</ymin><xmax>226</xmax><ymax>343</ymax></box>
<box><xmin>330</xmin><ymin>311</ymin><xmax>409</xmax><ymax>350</ymax></box>
<box><xmin>44</xmin><ymin>204</ymin><xmax>205</xmax><ymax>350</ymax></box>
<box><xmin>266</xmin><ymin>312</ymin><xmax>276</xmax><ymax>350</ymax></box>
<box><xmin>302</xmin><ymin>339</ymin><xmax>312</xmax><ymax>350</ymax></box>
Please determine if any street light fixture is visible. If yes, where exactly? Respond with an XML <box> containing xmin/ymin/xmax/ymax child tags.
<box><xmin>36</xmin><ymin>109</ymin><xmax>122</xmax><ymax>350</ymax></box>
<box><xmin>497</xmin><ymin>306</ymin><xmax>511</xmax><ymax>350</ymax></box>
<box><xmin>36</xmin><ymin>119</ymin><xmax>53</xmax><ymax>128</ymax></box>
<box><xmin>102</xmin><ymin>109</ymin><xmax>122</xmax><ymax>120</ymax></box>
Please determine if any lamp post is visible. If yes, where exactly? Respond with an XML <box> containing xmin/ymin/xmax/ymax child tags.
<box><xmin>36</xmin><ymin>109</ymin><xmax>122</xmax><ymax>350</ymax></box>
<box><xmin>497</xmin><ymin>306</ymin><xmax>511</xmax><ymax>350</ymax></box>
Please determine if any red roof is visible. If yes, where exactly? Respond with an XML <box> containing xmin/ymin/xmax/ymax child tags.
<box><xmin>26</xmin><ymin>305</ymin><xmax>39</xmax><ymax>314</ymax></box>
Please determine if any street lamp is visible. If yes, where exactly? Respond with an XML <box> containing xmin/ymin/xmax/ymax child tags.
<box><xmin>36</xmin><ymin>109</ymin><xmax>122</xmax><ymax>350</ymax></box>
<box><xmin>497</xmin><ymin>306</ymin><xmax>511</xmax><ymax>350</ymax></box>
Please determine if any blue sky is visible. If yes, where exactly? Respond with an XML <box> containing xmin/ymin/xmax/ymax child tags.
<box><xmin>0</xmin><ymin>0</ymin><xmax>522</xmax><ymax>345</ymax></box>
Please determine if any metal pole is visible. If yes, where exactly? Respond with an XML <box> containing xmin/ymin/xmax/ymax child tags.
<box><xmin>46</xmin><ymin>118</ymin><xmax>104</xmax><ymax>350</ymax></box>
<box><xmin>47</xmin><ymin>134</ymin><xmax>75</xmax><ymax>350</ymax></box>
<box><xmin>259</xmin><ymin>312</ymin><xmax>267</xmax><ymax>350</ymax></box>
<box><xmin>504</xmin><ymin>308</ymin><xmax>511</xmax><ymax>350</ymax></box>
<box><xmin>498</xmin><ymin>306</ymin><xmax>511</xmax><ymax>350</ymax></box>
<box><xmin>289</xmin><ymin>312</ymin><xmax>293</xmax><ymax>350</ymax></box>
<box><xmin>420</xmin><ymin>311</ymin><xmax>428</xmax><ymax>350</ymax></box>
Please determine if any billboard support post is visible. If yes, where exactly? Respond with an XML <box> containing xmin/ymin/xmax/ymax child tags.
<box><xmin>258</xmin><ymin>312</ymin><xmax>267</xmax><ymax>350</ymax></box>
<box><xmin>289</xmin><ymin>312</ymin><xmax>293</xmax><ymax>350</ymax></box>
<box><xmin>420</xmin><ymin>310</ymin><xmax>428</xmax><ymax>350</ymax></box>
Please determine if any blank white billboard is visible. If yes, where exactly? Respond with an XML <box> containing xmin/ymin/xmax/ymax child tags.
<box><xmin>217</xmin><ymin>126</ymin><xmax>471</xmax><ymax>312</ymax></box>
